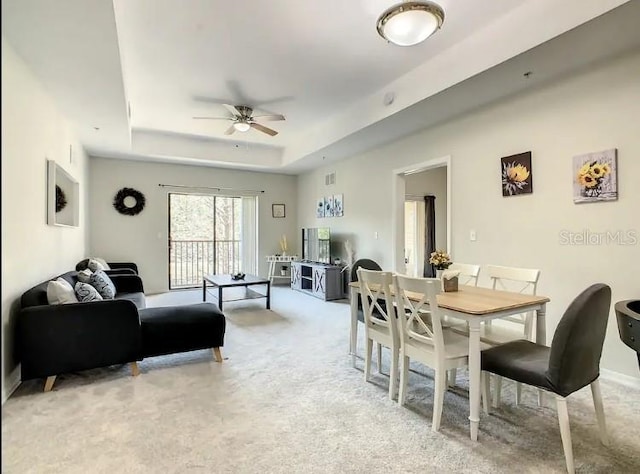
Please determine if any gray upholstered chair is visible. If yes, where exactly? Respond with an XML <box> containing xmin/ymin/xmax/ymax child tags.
<box><xmin>481</xmin><ymin>283</ymin><xmax>611</xmax><ymax>474</ymax></box>
<box><xmin>615</xmin><ymin>299</ymin><xmax>640</xmax><ymax>369</ymax></box>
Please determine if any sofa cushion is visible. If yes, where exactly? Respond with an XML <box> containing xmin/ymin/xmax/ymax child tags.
<box><xmin>115</xmin><ymin>292</ymin><xmax>146</xmax><ymax>310</ymax></box>
<box><xmin>75</xmin><ymin>282</ymin><xmax>103</xmax><ymax>303</ymax></box>
<box><xmin>47</xmin><ymin>278</ymin><xmax>79</xmax><ymax>305</ymax></box>
<box><xmin>139</xmin><ymin>303</ymin><xmax>225</xmax><ymax>358</ymax></box>
<box><xmin>77</xmin><ymin>269</ymin><xmax>92</xmax><ymax>283</ymax></box>
<box><xmin>89</xmin><ymin>270</ymin><xmax>116</xmax><ymax>299</ymax></box>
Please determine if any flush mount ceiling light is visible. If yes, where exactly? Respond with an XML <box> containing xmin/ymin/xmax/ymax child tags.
<box><xmin>377</xmin><ymin>1</ymin><xmax>445</xmax><ymax>46</ymax></box>
<box><xmin>233</xmin><ymin>120</ymin><xmax>251</xmax><ymax>132</ymax></box>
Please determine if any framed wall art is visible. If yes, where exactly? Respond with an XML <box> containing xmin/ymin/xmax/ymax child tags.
<box><xmin>272</xmin><ymin>203</ymin><xmax>286</xmax><ymax>218</ymax></box>
<box><xmin>501</xmin><ymin>151</ymin><xmax>532</xmax><ymax>197</ymax></box>
<box><xmin>573</xmin><ymin>148</ymin><xmax>617</xmax><ymax>203</ymax></box>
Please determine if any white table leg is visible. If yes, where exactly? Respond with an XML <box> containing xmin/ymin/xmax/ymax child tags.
<box><xmin>468</xmin><ymin>319</ymin><xmax>481</xmax><ymax>441</ymax></box>
<box><xmin>350</xmin><ymin>285</ymin><xmax>359</xmax><ymax>368</ymax></box>
<box><xmin>536</xmin><ymin>303</ymin><xmax>547</xmax><ymax>406</ymax></box>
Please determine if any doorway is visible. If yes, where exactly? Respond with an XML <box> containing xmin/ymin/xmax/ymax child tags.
<box><xmin>392</xmin><ymin>156</ymin><xmax>451</xmax><ymax>274</ymax></box>
<box><xmin>168</xmin><ymin>193</ymin><xmax>257</xmax><ymax>289</ymax></box>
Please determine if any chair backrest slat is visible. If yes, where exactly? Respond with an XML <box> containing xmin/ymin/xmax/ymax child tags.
<box><xmin>448</xmin><ymin>263</ymin><xmax>480</xmax><ymax>287</ymax></box>
<box><xmin>394</xmin><ymin>275</ymin><xmax>444</xmax><ymax>355</ymax></box>
<box><xmin>357</xmin><ymin>268</ymin><xmax>397</xmax><ymax>337</ymax></box>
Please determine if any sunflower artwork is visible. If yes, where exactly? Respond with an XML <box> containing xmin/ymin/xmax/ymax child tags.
<box><xmin>501</xmin><ymin>151</ymin><xmax>532</xmax><ymax>196</ymax></box>
<box><xmin>573</xmin><ymin>149</ymin><xmax>617</xmax><ymax>203</ymax></box>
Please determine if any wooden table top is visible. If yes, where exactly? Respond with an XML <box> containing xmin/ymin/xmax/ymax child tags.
<box><xmin>349</xmin><ymin>282</ymin><xmax>549</xmax><ymax>315</ymax></box>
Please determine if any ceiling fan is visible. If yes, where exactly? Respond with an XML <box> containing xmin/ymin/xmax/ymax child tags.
<box><xmin>193</xmin><ymin>104</ymin><xmax>285</xmax><ymax>136</ymax></box>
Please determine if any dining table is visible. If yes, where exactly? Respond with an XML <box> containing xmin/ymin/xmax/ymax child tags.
<box><xmin>349</xmin><ymin>281</ymin><xmax>550</xmax><ymax>441</ymax></box>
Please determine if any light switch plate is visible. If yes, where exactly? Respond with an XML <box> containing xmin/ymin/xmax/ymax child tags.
<box><xmin>470</xmin><ymin>230</ymin><xmax>477</xmax><ymax>241</ymax></box>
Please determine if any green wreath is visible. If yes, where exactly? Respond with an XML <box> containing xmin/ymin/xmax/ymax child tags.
<box><xmin>113</xmin><ymin>187</ymin><xmax>146</xmax><ymax>216</ymax></box>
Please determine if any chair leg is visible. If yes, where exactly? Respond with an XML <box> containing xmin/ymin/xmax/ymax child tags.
<box><xmin>448</xmin><ymin>368</ymin><xmax>457</xmax><ymax>388</ymax></box>
<box><xmin>399</xmin><ymin>355</ymin><xmax>409</xmax><ymax>406</ymax></box>
<box><xmin>43</xmin><ymin>375</ymin><xmax>56</xmax><ymax>392</ymax></box>
<box><xmin>515</xmin><ymin>382</ymin><xmax>522</xmax><ymax>405</ymax></box>
<box><xmin>590</xmin><ymin>379</ymin><xmax>608</xmax><ymax>446</ymax></box>
<box><xmin>492</xmin><ymin>375</ymin><xmax>502</xmax><ymax>408</ymax></box>
<box><xmin>481</xmin><ymin>371</ymin><xmax>490</xmax><ymax>415</ymax></box>
<box><xmin>377</xmin><ymin>343</ymin><xmax>383</xmax><ymax>373</ymax></box>
<box><xmin>556</xmin><ymin>396</ymin><xmax>575</xmax><ymax>474</ymax></box>
<box><xmin>364</xmin><ymin>338</ymin><xmax>373</xmax><ymax>382</ymax></box>
<box><xmin>130</xmin><ymin>362</ymin><xmax>140</xmax><ymax>376</ymax></box>
<box><xmin>389</xmin><ymin>345</ymin><xmax>399</xmax><ymax>401</ymax></box>
<box><xmin>432</xmin><ymin>367</ymin><xmax>447</xmax><ymax>432</ymax></box>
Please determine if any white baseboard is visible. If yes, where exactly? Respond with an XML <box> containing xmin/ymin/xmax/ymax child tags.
<box><xmin>2</xmin><ymin>366</ymin><xmax>21</xmax><ymax>404</ymax></box>
<box><xmin>601</xmin><ymin>368</ymin><xmax>640</xmax><ymax>390</ymax></box>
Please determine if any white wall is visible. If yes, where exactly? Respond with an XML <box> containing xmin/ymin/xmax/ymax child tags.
<box><xmin>88</xmin><ymin>158</ymin><xmax>298</xmax><ymax>294</ymax></box>
<box><xmin>1</xmin><ymin>39</ymin><xmax>89</xmax><ymax>402</ymax></box>
<box><xmin>297</xmin><ymin>52</ymin><xmax>640</xmax><ymax>381</ymax></box>
<box><xmin>405</xmin><ymin>167</ymin><xmax>448</xmax><ymax>253</ymax></box>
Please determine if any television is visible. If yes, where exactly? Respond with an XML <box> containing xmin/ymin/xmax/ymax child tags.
<box><xmin>302</xmin><ymin>227</ymin><xmax>331</xmax><ymax>264</ymax></box>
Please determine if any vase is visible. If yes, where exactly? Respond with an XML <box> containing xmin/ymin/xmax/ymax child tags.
<box><xmin>436</xmin><ymin>269</ymin><xmax>444</xmax><ymax>279</ymax></box>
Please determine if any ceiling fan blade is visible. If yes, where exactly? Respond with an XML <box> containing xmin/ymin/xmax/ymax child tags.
<box><xmin>250</xmin><ymin>122</ymin><xmax>278</xmax><ymax>136</ymax></box>
<box><xmin>251</xmin><ymin>114</ymin><xmax>285</xmax><ymax>122</ymax></box>
<box><xmin>223</xmin><ymin>104</ymin><xmax>242</xmax><ymax>117</ymax></box>
<box><xmin>224</xmin><ymin>124</ymin><xmax>236</xmax><ymax>135</ymax></box>
<box><xmin>192</xmin><ymin>116</ymin><xmax>233</xmax><ymax>120</ymax></box>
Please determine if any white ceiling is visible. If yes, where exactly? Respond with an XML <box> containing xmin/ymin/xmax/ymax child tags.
<box><xmin>2</xmin><ymin>0</ymin><xmax>636</xmax><ymax>174</ymax></box>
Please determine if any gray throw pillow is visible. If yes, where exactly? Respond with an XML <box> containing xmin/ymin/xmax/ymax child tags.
<box><xmin>75</xmin><ymin>282</ymin><xmax>104</xmax><ymax>302</ymax></box>
<box><xmin>77</xmin><ymin>269</ymin><xmax>93</xmax><ymax>283</ymax></box>
<box><xmin>89</xmin><ymin>270</ymin><xmax>116</xmax><ymax>299</ymax></box>
<box><xmin>88</xmin><ymin>258</ymin><xmax>107</xmax><ymax>272</ymax></box>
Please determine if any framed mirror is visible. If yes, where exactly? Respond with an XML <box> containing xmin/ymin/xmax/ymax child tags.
<box><xmin>47</xmin><ymin>159</ymin><xmax>79</xmax><ymax>227</ymax></box>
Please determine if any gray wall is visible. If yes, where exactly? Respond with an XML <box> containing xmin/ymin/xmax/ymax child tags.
<box><xmin>1</xmin><ymin>40</ymin><xmax>89</xmax><ymax>401</ymax></box>
<box><xmin>297</xmin><ymin>52</ymin><xmax>640</xmax><ymax>380</ymax></box>
<box><xmin>89</xmin><ymin>158</ymin><xmax>298</xmax><ymax>294</ymax></box>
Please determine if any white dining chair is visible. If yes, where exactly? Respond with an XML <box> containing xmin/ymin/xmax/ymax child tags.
<box><xmin>358</xmin><ymin>268</ymin><xmax>400</xmax><ymax>400</ymax></box>
<box><xmin>443</xmin><ymin>263</ymin><xmax>480</xmax><ymax>387</ymax></box>
<box><xmin>394</xmin><ymin>274</ymin><xmax>479</xmax><ymax>431</ymax></box>
<box><xmin>447</xmin><ymin>263</ymin><xmax>481</xmax><ymax>287</ymax></box>
<box><xmin>484</xmin><ymin>264</ymin><xmax>541</xmax><ymax>406</ymax></box>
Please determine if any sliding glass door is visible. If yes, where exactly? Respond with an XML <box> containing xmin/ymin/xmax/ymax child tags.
<box><xmin>168</xmin><ymin>193</ymin><xmax>256</xmax><ymax>289</ymax></box>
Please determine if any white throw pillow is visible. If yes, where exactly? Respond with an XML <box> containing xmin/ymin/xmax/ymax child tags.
<box><xmin>77</xmin><ymin>269</ymin><xmax>93</xmax><ymax>283</ymax></box>
<box><xmin>88</xmin><ymin>258</ymin><xmax>107</xmax><ymax>272</ymax></box>
<box><xmin>46</xmin><ymin>277</ymin><xmax>79</xmax><ymax>305</ymax></box>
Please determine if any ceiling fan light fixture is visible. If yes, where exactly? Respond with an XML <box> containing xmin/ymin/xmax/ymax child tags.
<box><xmin>233</xmin><ymin>121</ymin><xmax>251</xmax><ymax>132</ymax></box>
<box><xmin>377</xmin><ymin>1</ymin><xmax>445</xmax><ymax>47</ymax></box>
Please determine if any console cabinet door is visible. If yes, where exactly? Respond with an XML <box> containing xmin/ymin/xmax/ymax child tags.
<box><xmin>291</xmin><ymin>262</ymin><xmax>302</xmax><ymax>290</ymax></box>
<box><xmin>312</xmin><ymin>267</ymin><xmax>326</xmax><ymax>299</ymax></box>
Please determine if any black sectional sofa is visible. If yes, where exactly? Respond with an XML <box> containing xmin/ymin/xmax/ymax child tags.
<box><xmin>18</xmin><ymin>268</ymin><xmax>226</xmax><ymax>392</ymax></box>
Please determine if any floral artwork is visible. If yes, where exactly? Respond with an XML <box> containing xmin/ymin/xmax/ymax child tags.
<box><xmin>573</xmin><ymin>149</ymin><xmax>617</xmax><ymax>203</ymax></box>
<box><xmin>501</xmin><ymin>151</ymin><xmax>532</xmax><ymax>196</ymax></box>
<box><xmin>316</xmin><ymin>198</ymin><xmax>325</xmax><ymax>218</ymax></box>
<box><xmin>325</xmin><ymin>196</ymin><xmax>334</xmax><ymax>217</ymax></box>
<box><xmin>333</xmin><ymin>194</ymin><xmax>343</xmax><ymax>217</ymax></box>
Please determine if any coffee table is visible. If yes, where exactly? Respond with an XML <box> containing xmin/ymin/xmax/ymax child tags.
<box><xmin>202</xmin><ymin>274</ymin><xmax>271</xmax><ymax>311</ymax></box>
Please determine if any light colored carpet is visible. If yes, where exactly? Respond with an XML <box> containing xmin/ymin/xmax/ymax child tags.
<box><xmin>2</xmin><ymin>287</ymin><xmax>639</xmax><ymax>473</ymax></box>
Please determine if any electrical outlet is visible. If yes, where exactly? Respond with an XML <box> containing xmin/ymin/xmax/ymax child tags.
<box><xmin>470</xmin><ymin>230</ymin><xmax>477</xmax><ymax>241</ymax></box>
<box><xmin>374</xmin><ymin>231</ymin><xmax>379</xmax><ymax>240</ymax></box>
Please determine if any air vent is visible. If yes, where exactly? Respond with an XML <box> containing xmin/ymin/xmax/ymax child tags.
<box><xmin>325</xmin><ymin>172</ymin><xmax>336</xmax><ymax>186</ymax></box>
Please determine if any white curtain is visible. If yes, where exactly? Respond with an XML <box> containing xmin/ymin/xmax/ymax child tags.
<box><xmin>241</xmin><ymin>196</ymin><xmax>257</xmax><ymax>275</ymax></box>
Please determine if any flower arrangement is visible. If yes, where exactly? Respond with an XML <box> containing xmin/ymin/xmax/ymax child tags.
<box><xmin>429</xmin><ymin>250</ymin><xmax>452</xmax><ymax>270</ymax></box>
<box><xmin>576</xmin><ymin>161</ymin><xmax>612</xmax><ymax>198</ymax></box>
<box><xmin>279</xmin><ymin>235</ymin><xmax>288</xmax><ymax>255</ymax></box>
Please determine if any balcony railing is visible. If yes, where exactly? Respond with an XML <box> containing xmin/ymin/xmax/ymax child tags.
<box><xmin>169</xmin><ymin>239</ymin><xmax>241</xmax><ymax>289</ymax></box>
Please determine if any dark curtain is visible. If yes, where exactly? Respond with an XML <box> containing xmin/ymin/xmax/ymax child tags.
<box><xmin>423</xmin><ymin>195</ymin><xmax>436</xmax><ymax>277</ymax></box>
